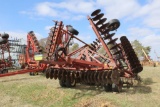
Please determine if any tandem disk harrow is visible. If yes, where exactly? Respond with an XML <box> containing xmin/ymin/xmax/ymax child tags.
<box><xmin>0</xmin><ymin>9</ymin><xmax>143</xmax><ymax>92</ymax></box>
<box><xmin>42</xmin><ymin>9</ymin><xmax>143</xmax><ymax>92</ymax></box>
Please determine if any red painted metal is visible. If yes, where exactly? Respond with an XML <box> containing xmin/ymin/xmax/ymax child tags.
<box><xmin>0</xmin><ymin>69</ymin><xmax>43</xmax><ymax>77</ymax></box>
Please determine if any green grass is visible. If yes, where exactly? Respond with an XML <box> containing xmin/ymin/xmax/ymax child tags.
<box><xmin>0</xmin><ymin>66</ymin><xmax>160</xmax><ymax>107</ymax></box>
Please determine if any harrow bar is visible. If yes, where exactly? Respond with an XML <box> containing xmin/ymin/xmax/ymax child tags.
<box><xmin>0</xmin><ymin>69</ymin><xmax>43</xmax><ymax>77</ymax></box>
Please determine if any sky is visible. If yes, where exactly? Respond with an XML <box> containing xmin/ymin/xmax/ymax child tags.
<box><xmin>0</xmin><ymin>0</ymin><xmax>160</xmax><ymax>60</ymax></box>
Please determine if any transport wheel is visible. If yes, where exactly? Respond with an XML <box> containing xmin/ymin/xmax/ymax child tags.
<box><xmin>59</xmin><ymin>78</ymin><xmax>66</xmax><ymax>87</ymax></box>
<box><xmin>112</xmin><ymin>81</ymin><xmax>123</xmax><ymax>92</ymax></box>
<box><xmin>1</xmin><ymin>33</ymin><xmax>9</xmax><ymax>39</ymax></box>
<box><xmin>0</xmin><ymin>38</ymin><xmax>7</xmax><ymax>44</ymax></box>
<box><xmin>104</xmin><ymin>83</ymin><xmax>112</xmax><ymax>92</ymax></box>
<box><xmin>32</xmin><ymin>72</ymin><xmax>36</xmax><ymax>76</ymax></box>
<box><xmin>66</xmin><ymin>78</ymin><xmax>76</xmax><ymax>87</ymax></box>
<box><xmin>1</xmin><ymin>69</ymin><xmax>4</xmax><ymax>74</ymax></box>
<box><xmin>67</xmin><ymin>25</ymin><xmax>79</xmax><ymax>35</ymax></box>
<box><xmin>29</xmin><ymin>72</ymin><xmax>33</xmax><ymax>76</ymax></box>
<box><xmin>2</xmin><ymin>69</ymin><xmax>8</xmax><ymax>74</ymax></box>
<box><xmin>107</xmin><ymin>19</ymin><xmax>120</xmax><ymax>31</ymax></box>
<box><xmin>5</xmin><ymin>69</ymin><xmax>8</xmax><ymax>73</ymax></box>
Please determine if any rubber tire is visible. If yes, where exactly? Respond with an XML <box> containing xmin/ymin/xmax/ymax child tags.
<box><xmin>65</xmin><ymin>78</ymin><xmax>76</xmax><ymax>87</ymax></box>
<box><xmin>1</xmin><ymin>33</ymin><xmax>9</xmax><ymax>39</ymax></box>
<box><xmin>29</xmin><ymin>72</ymin><xmax>36</xmax><ymax>76</ymax></box>
<box><xmin>112</xmin><ymin>81</ymin><xmax>123</xmax><ymax>93</ymax></box>
<box><xmin>67</xmin><ymin>25</ymin><xmax>79</xmax><ymax>35</ymax></box>
<box><xmin>0</xmin><ymin>38</ymin><xmax>7</xmax><ymax>44</ymax></box>
<box><xmin>104</xmin><ymin>84</ymin><xmax>112</xmax><ymax>92</ymax></box>
<box><xmin>108</xmin><ymin>19</ymin><xmax>120</xmax><ymax>31</ymax></box>
<box><xmin>4</xmin><ymin>69</ymin><xmax>8</xmax><ymax>73</ymax></box>
<box><xmin>59</xmin><ymin>78</ymin><xmax>66</xmax><ymax>87</ymax></box>
<box><xmin>29</xmin><ymin>72</ymin><xmax>33</xmax><ymax>76</ymax></box>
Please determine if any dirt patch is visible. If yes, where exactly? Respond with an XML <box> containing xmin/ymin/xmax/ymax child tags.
<box><xmin>74</xmin><ymin>98</ymin><xmax>115</xmax><ymax>107</ymax></box>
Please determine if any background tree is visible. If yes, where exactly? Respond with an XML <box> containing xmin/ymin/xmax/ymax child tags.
<box><xmin>69</xmin><ymin>43</ymin><xmax>79</xmax><ymax>58</ymax></box>
<box><xmin>71</xmin><ymin>43</ymin><xmax>79</xmax><ymax>52</ymax></box>
<box><xmin>131</xmin><ymin>40</ymin><xmax>151</xmax><ymax>60</ymax></box>
<box><xmin>98</xmin><ymin>47</ymin><xmax>106</xmax><ymax>55</ymax></box>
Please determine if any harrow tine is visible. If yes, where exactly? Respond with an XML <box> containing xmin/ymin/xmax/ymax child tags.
<box><xmin>92</xmin><ymin>13</ymin><xmax>104</xmax><ymax>21</ymax></box>
<box><xmin>100</xmin><ymin>71</ymin><xmax>104</xmax><ymax>85</ymax></box>
<box><xmin>80</xmin><ymin>71</ymin><xmax>84</xmax><ymax>83</ymax></box>
<box><xmin>93</xmin><ymin>41</ymin><xmax>98</xmax><ymax>45</ymax></box>
<box><xmin>70</xmin><ymin>71</ymin><xmax>74</xmax><ymax>82</ymax></box>
<box><xmin>99</xmin><ymin>23</ymin><xmax>109</xmax><ymax>31</ymax></box>
<box><xmin>103</xmin><ymin>33</ymin><xmax>115</xmax><ymax>40</ymax></box>
<box><xmin>110</xmin><ymin>44</ymin><xmax>119</xmax><ymax>50</ymax></box>
<box><xmin>46</xmin><ymin>68</ymin><xmax>50</xmax><ymax>79</ymax></box>
<box><xmin>76</xmin><ymin>71</ymin><xmax>80</xmax><ymax>78</ymax></box>
<box><xmin>87</xmin><ymin>71</ymin><xmax>91</xmax><ymax>83</ymax></box>
<box><xmin>57</xmin><ymin>69</ymin><xmax>62</xmax><ymax>80</ymax></box>
<box><xmin>101</xmin><ymin>28</ymin><xmax>110</xmax><ymax>35</ymax></box>
<box><xmin>84</xmin><ymin>71</ymin><xmax>88</xmax><ymax>83</ymax></box>
<box><xmin>53</xmin><ymin>69</ymin><xmax>58</xmax><ymax>79</ymax></box>
<box><xmin>113</xmin><ymin>50</ymin><xmax>122</xmax><ymax>55</ymax></box>
<box><xmin>94</xmin><ymin>71</ymin><xmax>99</xmax><ymax>84</ymax></box>
<box><xmin>107</xmin><ymin>38</ymin><xmax>118</xmax><ymax>45</ymax></box>
<box><xmin>62</xmin><ymin>70</ymin><xmax>66</xmax><ymax>80</ymax></box>
<box><xmin>96</xmin><ymin>18</ymin><xmax>107</xmax><ymax>26</ymax></box>
<box><xmin>49</xmin><ymin>69</ymin><xmax>54</xmax><ymax>79</ymax></box>
<box><xmin>107</xmin><ymin>70</ymin><xmax>112</xmax><ymax>84</ymax></box>
<box><xmin>98</xmin><ymin>71</ymin><xmax>103</xmax><ymax>85</ymax></box>
<box><xmin>91</xmin><ymin>43</ymin><xmax>96</xmax><ymax>48</ymax></box>
<box><xmin>102</xmin><ymin>71</ymin><xmax>108</xmax><ymax>84</ymax></box>
<box><xmin>89</xmin><ymin>71</ymin><xmax>93</xmax><ymax>83</ymax></box>
<box><xmin>96</xmin><ymin>39</ymin><xmax>100</xmax><ymax>43</ymax></box>
<box><xmin>91</xmin><ymin>9</ymin><xmax>101</xmax><ymax>16</ymax></box>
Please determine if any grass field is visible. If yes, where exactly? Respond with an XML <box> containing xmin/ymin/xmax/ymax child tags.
<box><xmin>0</xmin><ymin>66</ymin><xmax>160</xmax><ymax>107</ymax></box>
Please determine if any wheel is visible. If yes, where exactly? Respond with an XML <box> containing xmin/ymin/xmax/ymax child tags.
<box><xmin>1</xmin><ymin>33</ymin><xmax>9</xmax><ymax>39</ymax></box>
<box><xmin>5</xmin><ymin>69</ymin><xmax>8</xmax><ymax>73</ymax></box>
<box><xmin>1</xmin><ymin>70</ymin><xmax>4</xmax><ymax>74</ymax></box>
<box><xmin>104</xmin><ymin>83</ymin><xmax>112</xmax><ymax>92</ymax></box>
<box><xmin>21</xmin><ymin>64</ymin><xmax>26</xmax><ymax>69</ymax></box>
<box><xmin>59</xmin><ymin>78</ymin><xmax>66</xmax><ymax>87</ymax></box>
<box><xmin>32</xmin><ymin>72</ymin><xmax>36</xmax><ymax>76</ymax></box>
<box><xmin>29</xmin><ymin>72</ymin><xmax>33</xmax><ymax>76</ymax></box>
<box><xmin>0</xmin><ymin>38</ymin><xmax>7</xmax><ymax>44</ymax></box>
<box><xmin>134</xmin><ymin>75</ymin><xmax>142</xmax><ymax>85</ymax></box>
<box><xmin>65</xmin><ymin>78</ymin><xmax>76</xmax><ymax>87</ymax></box>
<box><xmin>107</xmin><ymin>19</ymin><xmax>120</xmax><ymax>31</ymax></box>
<box><xmin>153</xmin><ymin>63</ymin><xmax>156</xmax><ymax>67</ymax></box>
<box><xmin>67</xmin><ymin>25</ymin><xmax>79</xmax><ymax>35</ymax></box>
<box><xmin>112</xmin><ymin>81</ymin><xmax>123</xmax><ymax>92</ymax></box>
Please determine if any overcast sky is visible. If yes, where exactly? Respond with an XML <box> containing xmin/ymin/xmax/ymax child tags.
<box><xmin>0</xmin><ymin>0</ymin><xmax>160</xmax><ymax>60</ymax></box>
